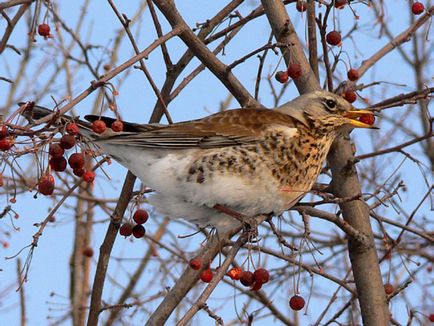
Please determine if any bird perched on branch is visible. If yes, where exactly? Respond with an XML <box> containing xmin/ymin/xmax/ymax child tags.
<box><xmin>23</xmin><ymin>91</ymin><xmax>375</xmax><ymax>231</ymax></box>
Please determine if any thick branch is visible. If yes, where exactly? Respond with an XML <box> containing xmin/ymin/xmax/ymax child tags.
<box><xmin>152</xmin><ymin>0</ymin><xmax>259</xmax><ymax>108</ymax></box>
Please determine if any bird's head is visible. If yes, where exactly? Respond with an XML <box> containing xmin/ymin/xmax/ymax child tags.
<box><xmin>277</xmin><ymin>90</ymin><xmax>376</xmax><ymax>133</ymax></box>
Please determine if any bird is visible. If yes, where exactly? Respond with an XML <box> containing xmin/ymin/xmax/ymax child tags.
<box><xmin>23</xmin><ymin>91</ymin><xmax>375</xmax><ymax>231</ymax></box>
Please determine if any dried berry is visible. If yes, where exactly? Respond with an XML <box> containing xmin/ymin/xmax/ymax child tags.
<box><xmin>296</xmin><ymin>1</ymin><xmax>307</xmax><ymax>12</ymax></box>
<box><xmin>49</xmin><ymin>157</ymin><xmax>67</xmax><ymax>172</ymax></box>
<box><xmin>111</xmin><ymin>120</ymin><xmax>124</xmax><ymax>132</ymax></box>
<box><xmin>92</xmin><ymin>120</ymin><xmax>107</xmax><ymax>134</ymax></box>
<box><xmin>200</xmin><ymin>269</ymin><xmax>213</xmax><ymax>283</ymax></box>
<box><xmin>275</xmin><ymin>71</ymin><xmax>289</xmax><ymax>84</ymax></box>
<box><xmin>66</xmin><ymin>123</ymin><xmax>80</xmax><ymax>135</ymax></box>
<box><xmin>358</xmin><ymin>114</ymin><xmax>375</xmax><ymax>126</ymax></box>
<box><xmin>189</xmin><ymin>258</ymin><xmax>202</xmax><ymax>270</ymax></box>
<box><xmin>343</xmin><ymin>90</ymin><xmax>357</xmax><ymax>103</ymax></box>
<box><xmin>133</xmin><ymin>209</ymin><xmax>149</xmax><ymax>224</ymax></box>
<box><xmin>83</xmin><ymin>171</ymin><xmax>96</xmax><ymax>183</ymax></box>
<box><xmin>253</xmin><ymin>268</ymin><xmax>270</xmax><ymax>284</ymax></box>
<box><xmin>347</xmin><ymin>68</ymin><xmax>360</xmax><ymax>81</ymax></box>
<box><xmin>0</xmin><ymin>137</ymin><xmax>14</xmax><ymax>151</ymax></box>
<box><xmin>240</xmin><ymin>271</ymin><xmax>254</xmax><ymax>286</ymax></box>
<box><xmin>326</xmin><ymin>31</ymin><xmax>342</xmax><ymax>46</ymax></box>
<box><xmin>384</xmin><ymin>283</ymin><xmax>394</xmax><ymax>295</ymax></box>
<box><xmin>49</xmin><ymin>143</ymin><xmax>65</xmax><ymax>158</ymax></box>
<box><xmin>287</xmin><ymin>63</ymin><xmax>302</xmax><ymax>79</ymax></box>
<box><xmin>132</xmin><ymin>224</ymin><xmax>145</xmax><ymax>238</ymax></box>
<box><xmin>73</xmin><ymin>168</ymin><xmax>85</xmax><ymax>177</ymax></box>
<box><xmin>412</xmin><ymin>2</ymin><xmax>424</xmax><ymax>15</ymax></box>
<box><xmin>227</xmin><ymin>267</ymin><xmax>242</xmax><ymax>280</ymax></box>
<box><xmin>119</xmin><ymin>224</ymin><xmax>133</xmax><ymax>237</ymax></box>
<box><xmin>82</xmin><ymin>247</ymin><xmax>94</xmax><ymax>257</ymax></box>
<box><xmin>68</xmin><ymin>153</ymin><xmax>85</xmax><ymax>169</ymax></box>
<box><xmin>0</xmin><ymin>125</ymin><xmax>9</xmax><ymax>139</ymax></box>
<box><xmin>289</xmin><ymin>295</ymin><xmax>305</xmax><ymax>311</ymax></box>
<box><xmin>38</xmin><ymin>174</ymin><xmax>55</xmax><ymax>196</ymax></box>
<box><xmin>37</xmin><ymin>23</ymin><xmax>50</xmax><ymax>37</ymax></box>
<box><xmin>60</xmin><ymin>134</ymin><xmax>76</xmax><ymax>149</ymax></box>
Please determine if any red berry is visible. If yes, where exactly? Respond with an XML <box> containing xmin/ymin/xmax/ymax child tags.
<box><xmin>227</xmin><ymin>267</ymin><xmax>242</xmax><ymax>280</ymax></box>
<box><xmin>37</xmin><ymin>23</ymin><xmax>50</xmax><ymax>37</ymax></box>
<box><xmin>275</xmin><ymin>71</ymin><xmax>288</xmax><ymax>84</ymax></box>
<box><xmin>251</xmin><ymin>280</ymin><xmax>263</xmax><ymax>291</ymax></box>
<box><xmin>200</xmin><ymin>269</ymin><xmax>213</xmax><ymax>283</ymax></box>
<box><xmin>287</xmin><ymin>63</ymin><xmax>302</xmax><ymax>79</ymax></box>
<box><xmin>296</xmin><ymin>1</ymin><xmax>307</xmax><ymax>12</ymax></box>
<box><xmin>83</xmin><ymin>171</ymin><xmax>95</xmax><ymax>183</ymax></box>
<box><xmin>289</xmin><ymin>295</ymin><xmax>305</xmax><ymax>311</ymax></box>
<box><xmin>358</xmin><ymin>114</ymin><xmax>375</xmax><ymax>126</ymax></box>
<box><xmin>0</xmin><ymin>137</ymin><xmax>14</xmax><ymax>151</ymax></box>
<box><xmin>326</xmin><ymin>31</ymin><xmax>342</xmax><ymax>46</ymax></box>
<box><xmin>384</xmin><ymin>283</ymin><xmax>394</xmax><ymax>295</ymax></box>
<box><xmin>253</xmin><ymin>268</ymin><xmax>270</xmax><ymax>284</ymax></box>
<box><xmin>429</xmin><ymin>314</ymin><xmax>434</xmax><ymax>322</ymax></box>
<box><xmin>334</xmin><ymin>0</ymin><xmax>347</xmax><ymax>9</ymax></box>
<box><xmin>92</xmin><ymin>120</ymin><xmax>107</xmax><ymax>134</ymax></box>
<box><xmin>189</xmin><ymin>258</ymin><xmax>202</xmax><ymax>270</ymax></box>
<box><xmin>68</xmin><ymin>153</ymin><xmax>85</xmax><ymax>169</ymax></box>
<box><xmin>0</xmin><ymin>125</ymin><xmax>9</xmax><ymax>139</ymax></box>
<box><xmin>412</xmin><ymin>2</ymin><xmax>424</xmax><ymax>15</ymax></box>
<box><xmin>48</xmin><ymin>143</ymin><xmax>65</xmax><ymax>158</ymax></box>
<box><xmin>240</xmin><ymin>271</ymin><xmax>254</xmax><ymax>286</ymax></box>
<box><xmin>73</xmin><ymin>168</ymin><xmax>85</xmax><ymax>177</ymax></box>
<box><xmin>49</xmin><ymin>157</ymin><xmax>67</xmax><ymax>172</ymax></box>
<box><xmin>60</xmin><ymin>134</ymin><xmax>76</xmax><ymax>149</ymax></box>
<box><xmin>133</xmin><ymin>209</ymin><xmax>149</xmax><ymax>224</ymax></box>
<box><xmin>111</xmin><ymin>120</ymin><xmax>124</xmax><ymax>132</ymax></box>
<box><xmin>347</xmin><ymin>68</ymin><xmax>360</xmax><ymax>81</ymax></box>
<box><xmin>82</xmin><ymin>247</ymin><xmax>94</xmax><ymax>257</ymax></box>
<box><xmin>38</xmin><ymin>174</ymin><xmax>55</xmax><ymax>196</ymax></box>
<box><xmin>343</xmin><ymin>90</ymin><xmax>357</xmax><ymax>103</ymax></box>
<box><xmin>119</xmin><ymin>223</ymin><xmax>133</xmax><ymax>237</ymax></box>
<box><xmin>132</xmin><ymin>224</ymin><xmax>145</xmax><ymax>238</ymax></box>
<box><xmin>66</xmin><ymin>123</ymin><xmax>80</xmax><ymax>135</ymax></box>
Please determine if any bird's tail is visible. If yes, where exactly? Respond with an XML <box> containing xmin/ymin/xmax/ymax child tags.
<box><xmin>19</xmin><ymin>102</ymin><xmax>97</xmax><ymax>138</ymax></box>
<box><xmin>19</xmin><ymin>102</ymin><xmax>153</xmax><ymax>138</ymax></box>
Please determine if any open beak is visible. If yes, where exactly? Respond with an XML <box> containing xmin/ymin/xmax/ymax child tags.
<box><xmin>343</xmin><ymin>109</ymin><xmax>378</xmax><ymax>128</ymax></box>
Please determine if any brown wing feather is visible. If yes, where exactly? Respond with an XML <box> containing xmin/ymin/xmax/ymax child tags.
<box><xmin>99</xmin><ymin>108</ymin><xmax>299</xmax><ymax>149</ymax></box>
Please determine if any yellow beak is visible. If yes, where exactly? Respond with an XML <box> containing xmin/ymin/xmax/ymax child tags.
<box><xmin>343</xmin><ymin>110</ymin><xmax>377</xmax><ymax>128</ymax></box>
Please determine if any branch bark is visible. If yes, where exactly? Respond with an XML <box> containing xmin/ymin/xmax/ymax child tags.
<box><xmin>152</xmin><ymin>0</ymin><xmax>259</xmax><ymax>108</ymax></box>
<box><xmin>260</xmin><ymin>1</ymin><xmax>390</xmax><ymax>324</ymax></box>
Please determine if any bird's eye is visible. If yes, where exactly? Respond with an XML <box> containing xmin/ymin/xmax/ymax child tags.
<box><xmin>325</xmin><ymin>99</ymin><xmax>336</xmax><ymax>110</ymax></box>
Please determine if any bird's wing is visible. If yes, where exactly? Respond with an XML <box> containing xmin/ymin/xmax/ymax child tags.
<box><xmin>89</xmin><ymin>108</ymin><xmax>299</xmax><ymax>149</ymax></box>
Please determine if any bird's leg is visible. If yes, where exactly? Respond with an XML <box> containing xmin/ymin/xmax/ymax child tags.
<box><xmin>212</xmin><ymin>204</ymin><xmax>258</xmax><ymax>236</ymax></box>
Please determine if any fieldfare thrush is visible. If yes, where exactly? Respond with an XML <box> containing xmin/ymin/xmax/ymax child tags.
<box><xmin>24</xmin><ymin>91</ymin><xmax>375</xmax><ymax>231</ymax></box>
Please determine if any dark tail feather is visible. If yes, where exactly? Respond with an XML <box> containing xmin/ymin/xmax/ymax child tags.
<box><xmin>18</xmin><ymin>102</ymin><xmax>159</xmax><ymax>134</ymax></box>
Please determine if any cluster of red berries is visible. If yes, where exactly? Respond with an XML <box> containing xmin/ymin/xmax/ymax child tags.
<box><xmin>189</xmin><ymin>259</ymin><xmax>271</xmax><ymax>291</ymax></box>
<box><xmin>119</xmin><ymin>209</ymin><xmax>149</xmax><ymax>239</ymax></box>
<box><xmin>275</xmin><ymin>63</ymin><xmax>303</xmax><ymax>84</ymax></box>
<box><xmin>91</xmin><ymin>119</ymin><xmax>124</xmax><ymax>134</ymax></box>
<box><xmin>0</xmin><ymin>124</ymin><xmax>13</xmax><ymax>151</ymax></box>
<box><xmin>38</xmin><ymin>122</ymin><xmax>94</xmax><ymax>196</ymax></box>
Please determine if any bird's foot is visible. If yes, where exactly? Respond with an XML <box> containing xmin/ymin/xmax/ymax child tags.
<box><xmin>212</xmin><ymin>203</ymin><xmax>258</xmax><ymax>236</ymax></box>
